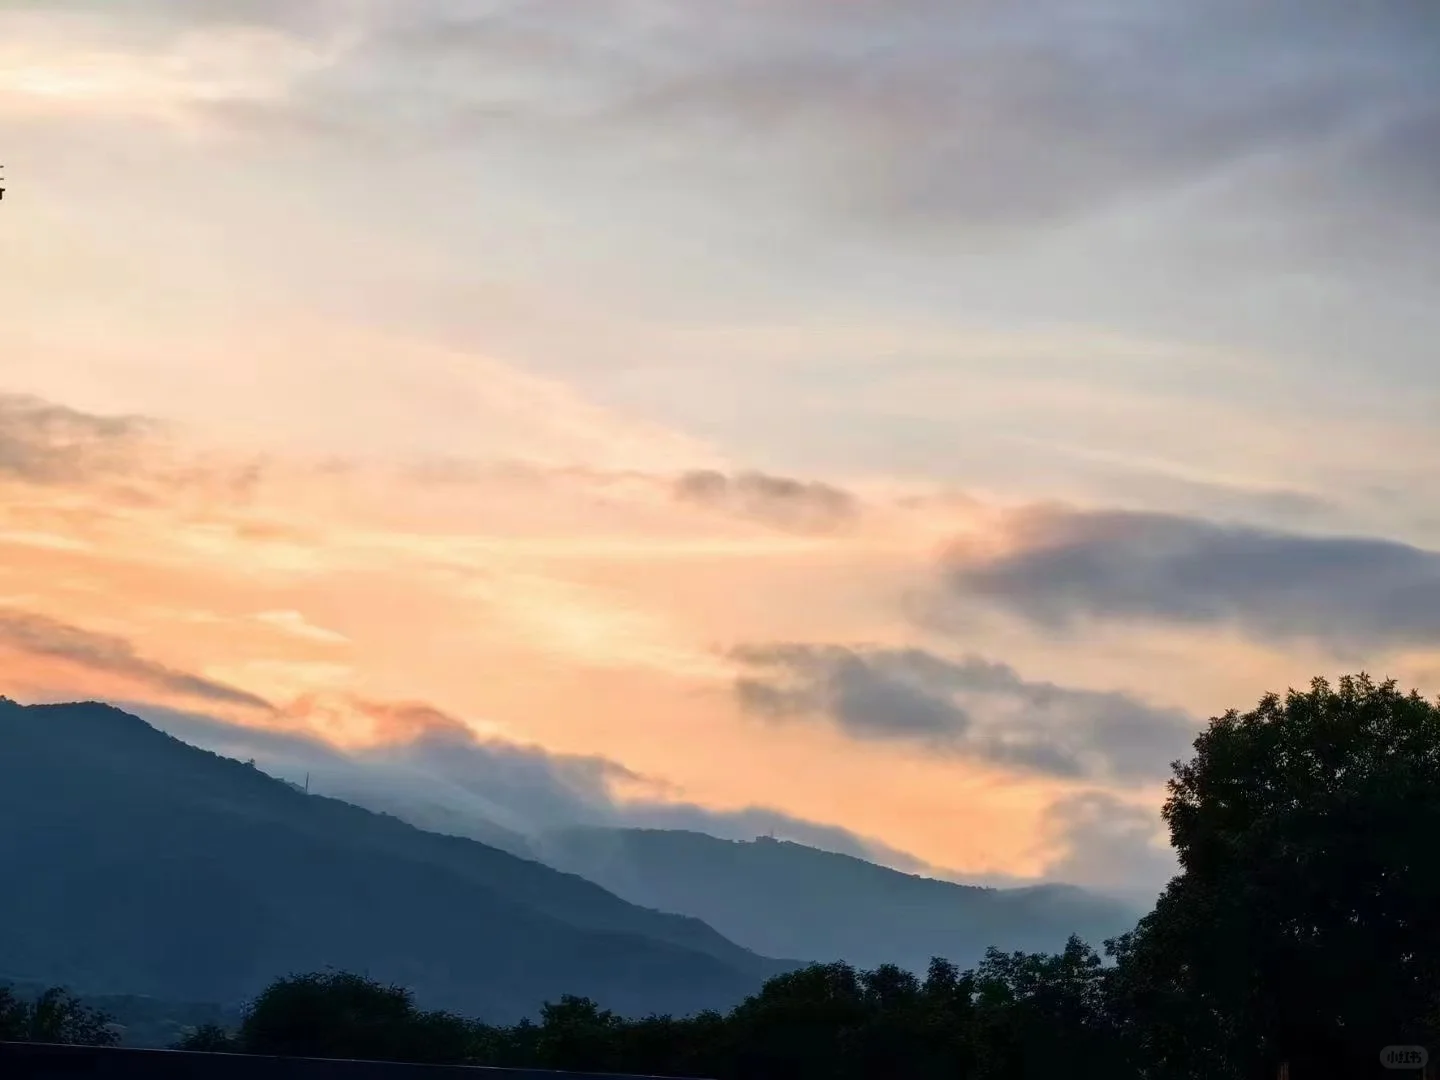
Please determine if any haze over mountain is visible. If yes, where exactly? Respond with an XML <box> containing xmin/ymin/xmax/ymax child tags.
<box><xmin>126</xmin><ymin>699</ymin><xmax>1154</xmax><ymax>965</ymax></box>
<box><xmin>2</xmin><ymin>695</ymin><xmax>1149</xmax><ymax>1020</ymax></box>
<box><xmin>0</xmin><ymin>699</ymin><xmax>788</xmax><ymax>1021</ymax></box>
<box><xmin>533</xmin><ymin>827</ymin><xmax>1140</xmax><ymax>974</ymax></box>
<box><xmin>132</xmin><ymin>700</ymin><xmax>1171</xmax><ymax>909</ymax></box>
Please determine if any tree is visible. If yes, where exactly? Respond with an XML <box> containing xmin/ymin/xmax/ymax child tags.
<box><xmin>614</xmin><ymin>1010</ymin><xmax>730</xmax><ymax>1080</ymax></box>
<box><xmin>842</xmin><ymin>963</ymin><xmax>947</xmax><ymax>1080</ymax></box>
<box><xmin>0</xmin><ymin>986</ymin><xmax>118</xmax><ymax>1046</ymax></box>
<box><xmin>0</xmin><ymin>986</ymin><xmax>24</xmax><ymax>1041</ymax></box>
<box><xmin>971</xmin><ymin>937</ymin><xmax>1122</xmax><ymax>1080</ymax></box>
<box><xmin>910</xmin><ymin>957</ymin><xmax>981</xmax><ymax>1079</ymax></box>
<box><xmin>727</xmin><ymin>961</ymin><xmax>870</xmax><ymax>1080</ymax></box>
<box><xmin>173</xmin><ymin>1022</ymin><xmax>239</xmax><ymax>1052</ymax></box>
<box><xmin>1114</xmin><ymin>675</ymin><xmax>1440</xmax><ymax>1078</ymax></box>
<box><xmin>533</xmin><ymin>995</ymin><xmax>621</xmax><ymax>1072</ymax></box>
<box><xmin>236</xmin><ymin>970</ymin><xmax>473</xmax><ymax>1064</ymax></box>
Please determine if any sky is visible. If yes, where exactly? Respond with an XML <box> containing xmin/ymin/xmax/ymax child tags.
<box><xmin>1</xmin><ymin>0</ymin><xmax>1437</xmax><ymax>900</ymax></box>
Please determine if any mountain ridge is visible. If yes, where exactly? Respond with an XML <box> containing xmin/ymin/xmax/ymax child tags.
<box><xmin>0</xmin><ymin>699</ymin><xmax>789</xmax><ymax>1021</ymax></box>
<box><xmin>533</xmin><ymin>825</ymin><xmax>1140</xmax><ymax>973</ymax></box>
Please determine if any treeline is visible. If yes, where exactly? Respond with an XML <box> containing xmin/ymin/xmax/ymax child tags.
<box><xmin>10</xmin><ymin>675</ymin><xmax>1440</xmax><ymax>1079</ymax></box>
<box><xmin>167</xmin><ymin>947</ymin><xmax>1123</xmax><ymax>1078</ymax></box>
<box><xmin>0</xmin><ymin>986</ymin><xmax>118</xmax><ymax>1047</ymax></box>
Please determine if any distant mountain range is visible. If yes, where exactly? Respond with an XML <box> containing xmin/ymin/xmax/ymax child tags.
<box><xmin>1</xmin><ymin>698</ymin><xmax>1141</xmax><ymax>1025</ymax></box>
<box><xmin>532</xmin><ymin>827</ymin><xmax>1140</xmax><ymax>974</ymax></box>
<box><xmin>0</xmin><ymin>699</ymin><xmax>786</xmax><ymax>1022</ymax></box>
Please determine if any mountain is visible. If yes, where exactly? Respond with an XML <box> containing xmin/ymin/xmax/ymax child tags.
<box><xmin>532</xmin><ymin>827</ymin><xmax>1141</xmax><ymax>973</ymax></box>
<box><xmin>0</xmin><ymin>699</ymin><xmax>790</xmax><ymax>1022</ymax></box>
<box><xmin>287</xmin><ymin>776</ymin><xmax>540</xmax><ymax>861</ymax></box>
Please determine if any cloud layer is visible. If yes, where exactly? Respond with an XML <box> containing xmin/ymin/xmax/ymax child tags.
<box><xmin>1038</xmin><ymin>792</ymin><xmax>1176</xmax><ymax>904</ymax></box>
<box><xmin>20</xmin><ymin>0</ymin><xmax>1435</xmax><ymax>263</ymax></box>
<box><xmin>947</xmin><ymin>507</ymin><xmax>1440</xmax><ymax>651</ymax></box>
<box><xmin>734</xmin><ymin>644</ymin><xmax>1197</xmax><ymax>784</ymax></box>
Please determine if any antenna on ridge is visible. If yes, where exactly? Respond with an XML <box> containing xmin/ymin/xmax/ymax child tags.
<box><xmin>304</xmin><ymin>772</ymin><xmax>310</xmax><ymax>795</ymax></box>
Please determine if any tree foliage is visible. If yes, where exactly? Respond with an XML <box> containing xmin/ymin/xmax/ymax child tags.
<box><xmin>0</xmin><ymin>986</ymin><xmax>118</xmax><ymax>1046</ymax></box>
<box><xmin>233</xmin><ymin>970</ymin><xmax>474</xmax><ymax>1064</ymax></box>
<box><xmin>1114</xmin><ymin>674</ymin><xmax>1440</xmax><ymax>1078</ymax></box>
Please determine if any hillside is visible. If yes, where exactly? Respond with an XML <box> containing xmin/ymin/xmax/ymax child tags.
<box><xmin>533</xmin><ymin>827</ymin><xmax>1140</xmax><ymax>973</ymax></box>
<box><xmin>0</xmin><ymin>700</ymin><xmax>789</xmax><ymax>1022</ymax></box>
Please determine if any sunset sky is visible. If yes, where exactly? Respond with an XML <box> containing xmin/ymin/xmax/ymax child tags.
<box><xmin>2</xmin><ymin>0</ymin><xmax>1437</xmax><ymax>898</ymax></box>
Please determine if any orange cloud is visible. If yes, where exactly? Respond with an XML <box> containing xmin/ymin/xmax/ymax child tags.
<box><xmin>279</xmin><ymin>693</ymin><xmax>474</xmax><ymax>751</ymax></box>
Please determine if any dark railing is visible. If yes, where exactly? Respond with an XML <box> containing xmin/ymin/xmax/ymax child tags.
<box><xmin>0</xmin><ymin>1042</ymin><xmax>707</xmax><ymax>1080</ymax></box>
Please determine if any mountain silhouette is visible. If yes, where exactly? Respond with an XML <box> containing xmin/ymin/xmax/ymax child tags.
<box><xmin>0</xmin><ymin>699</ymin><xmax>790</xmax><ymax>1021</ymax></box>
<box><xmin>533</xmin><ymin>826</ymin><xmax>1139</xmax><ymax>973</ymax></box>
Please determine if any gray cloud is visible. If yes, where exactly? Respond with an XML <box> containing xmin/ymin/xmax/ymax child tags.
<box><xmin>278</xmin><ymin>0</ymin><xmax>1439</xmax><ymax>252</ymax></box>
<box><xmin>947</xmin><ymin>507</ymin><xmax>1440</xmax><ymax>651</ymax></box>
<box><xmin>674</xmin><ymin>470</ymin><xmax>857</xmax><ymax>533</ymax></box>
<box><xmin>394</xmin><ymin>459</ymin><xmax>862</xmax><ymax>532</ymax></box>
<box><xmin>59</xmin><ymin>0</ymin><xmax>1431</xmax><ymax>253</ymax></box>
<box><xmin>128</xmin><ymin>699</ymin><xmax>929</xmax><ymax>871</ymax></box>
<box><xmin>733</xmin><ymin>644</ymin><xmax>1197</xmax><ymax>783</ymax></box>
<box><xmin>0</xmin><ymin>611</ymin><xmax>272</xmax><ymax>711</ymax></box>
<box><xmin>0</xmin><ymin>394</ymin><xmax>151</xmax><ymax>485</ymax></box>
<box><xmin>736</xmin><ymin>646</ymin><xmax>970</xmax><ymax>740</ymax></box>
<box><xmin>1039</xmin><ymin>792</ymin><xmax>1176</xmax><ymax>905</ymax></box>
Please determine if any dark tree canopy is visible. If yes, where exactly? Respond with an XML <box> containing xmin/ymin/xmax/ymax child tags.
<box><xmin>0</xmin><ymin>986</ymin><xmax>118</xmax><ymax>1046</ymax></box>
<box><xmin>1117</xmin><ymin>674</ymin><xmax>1440</xmax><ymax>1078</ymax></box>
<box><xmin>236</xmin><ymin>971</ymin><xmax>474</xmax><ymax>1065</ymax></box>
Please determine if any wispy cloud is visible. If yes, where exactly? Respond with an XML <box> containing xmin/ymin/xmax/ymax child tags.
<box><xmin>115</xmin><ymin>0</ymin><xmax>1430</xmax><ymax>255</ymax></box>
<box><xmin>946</xmin><ymin>507</ymin><xmax>1440</xmax><ymax>652</ymax></box>
<box><xmin>733</xmin><ymin>644</ymin><xmax>1197</xmax><ymax>783</ymax></box>
<box><xmin>0</xmin><ymin>7</ymin><xmax>343</xmax><ymax>128</ymax></box>
<box><xmin>252</xmin><ymin>609</ymin><xmax>350</xmax><ymax>645</ymax></box>
<box><xmin>19</xmin><ymin>0</ymin><xmax>1433</xmax><ymax>255</ymax></box>
<box><xmin>133</xmin><ymin>696</ymin><xmax>934</xmax><ymax>873</ymax></box>
<box><xmin>0</xmin><ymin>393</ymin><xmax>151</xmax><ymax>484</ymax></box>
<box><xmin>674</xmin><ymin>470</ymin><xmax>858</xmax><ymax>534</ymax></box>
<box><xmin>1037</xmin><ymin>791</ymin><xmax>1176</xmax><ymax>904</ymax></box>
<box><xmin>0</xmin><ymin>608</ymin><xmax>272</xmax><ymax>710</ymax></box>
